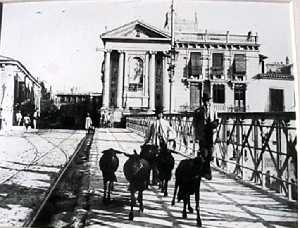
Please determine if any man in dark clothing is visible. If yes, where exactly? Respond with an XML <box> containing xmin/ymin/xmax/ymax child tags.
<box><xmin>193</xmin><ymin>93</ymin><xmax>217</xmax><ymax>180</ymax></box>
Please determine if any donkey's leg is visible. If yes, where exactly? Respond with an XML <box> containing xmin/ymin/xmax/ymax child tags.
<box><xmin>182</xmin><ymin>194</ymin><xmax>187</xmax><ymax>219</ymax></box>
<box><xmin>164</xmin><ymin>180</ymin><xmax>168</xmax><ymax>197</ymax></box>
<box><xmin>188</xmin><ymin>195</ymin><xmax>193</xmax><ymax>213</ymax></box>
<box><xmin>108</xmin><ymin>181</ymin><xmax>113</xmax><ymax>202</ymax></box>
<box><xmin>129</xmin><ymin>190</ymin><xmax>135</xmax><ymax>220</ymax></box>
<box><xmin>138</xmin><ymin>190</ymin><xmax>144</xmax><ymax>213</ymax></box>
<box><xmin>152</xmin><ymin>167</ymin><xmax>158</xmax><ymax>185</ymax></box>
<box><xmin>171</xmin><ymin>180</ymin><xmax>178</xmax><ymax>206</ymax></box>
<box><xmin>160</xmin><ymin>179</ymin><xmax>164</xmax><ymax>193</ymax></box>
<box><xmin>103</xmin><ymin>179</ymin><xmax>107</xmax><ymax>203</ymax></box>
<box><xmin>195</xmin><ymin>180</ymin><xmax>202</xmax><ymax>227</ymax></box>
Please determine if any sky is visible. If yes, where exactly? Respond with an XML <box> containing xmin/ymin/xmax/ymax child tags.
<box><xmin>0</xmin><ymin>0</ymin><xmax>294</xmax><ymax>93</ymax></box>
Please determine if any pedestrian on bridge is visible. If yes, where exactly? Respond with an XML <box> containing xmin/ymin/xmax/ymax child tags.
<box><xmin>144</xmin><ymin>106</ymin><xmax>176</xmax><ymax>150</ymax></box>
<box><xmin>193</xmin><ymin>93</ymin><xmax>218</xmax><ymax>180</ymax></box>
<box><xmin>85</xmin><ymin>113</ymin><xmax>93</xmax><ymax>131</ymax></box>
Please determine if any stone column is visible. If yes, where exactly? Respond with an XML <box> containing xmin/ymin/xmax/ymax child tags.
<box><xmin>148</xmin><ymin>51</ymin><xmax>156</xmax><ymax>110</ymax></box>
<box><xmin>116</xmin><ymin>50</ymin><xmax>124</xmax><ymax>108</ymax></box>
<box><xmin>144</xmin><ymin>52</ymin><xmax>149</xmax><ymax>98</ymax></box>
<box><xmin>102</xmin><ymin>50</ymin><xmax>111</xmax><ymax>108</ymax></box>
<box><xmin>162</xmin><ymin>55</ymin><xmax>170</xmax><ymax>112</ymax></box>
<box><xmin>123</xmin><ymin>52</ymin><xmax>128</xmax><ymax>108</ymax></box>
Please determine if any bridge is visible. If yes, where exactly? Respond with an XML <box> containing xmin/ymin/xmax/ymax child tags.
<box><xmin>86</xmin><ymin>127</ymin><xmax>297</xmax><ymax>228</ymax></box>
<box><xmin>0</xmin><ymin>112</ymin><xmax>297</xmax><ymax>227</ymax></box>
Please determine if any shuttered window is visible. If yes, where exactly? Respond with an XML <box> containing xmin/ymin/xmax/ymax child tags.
<box><xmin>234</xmin><ymin>54</ymin><xmax>246</xmax><ymax>73</ymax></box>
<box><xmin>213</xmin><ymin>84</ymin><xmax>225</xmax><ymax>103</ymax></box>
<box><xmin>234</xmin><ymin>84</ymin><xmax>246</xmax><ymax>112</ymax></box>
<box><xmin>189</xmin><ymin>52</ymin><xmax>202</xmax><ymax>76</ymax></box>
<box><xmin>212</xmin><ymin>53</ymin><xmax>224</xmax><ymax>70</ymax></box>
<box><xmin>190</xmin><ymin>82</ymin><xmax>201</xmax><ymax>109</ymax></box>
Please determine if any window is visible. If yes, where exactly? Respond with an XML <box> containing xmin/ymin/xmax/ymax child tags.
<box><xmin>212</xmin><ymin>53</ymin><xmax>224</xmax><ymax>70</ymax></box>
<box><xmin>234</xmin><ymin>84</ymin><xmax>246</xmax><ymax>112</ymax></box>
<box><xmin>233</xmin><ymin>54</ymin><xmax>246</xmax><ymax>74</ymax></box>
<box><xmin>213</xmin><ymin>84</ymin><xmax>225</xmax><ymax>103</ymax></box>
<box><xmin>128</xmin><ymin>57</ymin><xmax>143</xmax><ymax>92</ymax></box>
<box><xmin>190</xmin><ymin>82</ymin><xmax>201</xmax><ymax>109</ymax></box>
<box><xmin>189</xmin><ymin>52</ymin><xmax>202</xmax><ymax>76</ymax></box>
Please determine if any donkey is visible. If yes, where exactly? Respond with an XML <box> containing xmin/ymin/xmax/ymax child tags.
<box><xmin>99</xmin><ymin>148</ymin><xmax>120</xmax><ymax>203</ymax></box>
<box><xmin>140</xmin><ymin>144</ymin><xmax>159</xmax><ymax>186</ymax></box>
<box><xmin>123</xmin><ymin>150</ymin><xmax>150</xmax><ymax>220</ymax></box>
<box><xmin>156</xmin><ymin>141</ymin><xmax>175</xmax><ymax>196</ymax></box>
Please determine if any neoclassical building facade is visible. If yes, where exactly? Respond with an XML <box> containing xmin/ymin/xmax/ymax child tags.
<box><xmin>100</xmin><ymin>20</ymin><xmax>261</xmax><ymax>114</ymax></box>
<box><xmin>0</xmin><ymin>56</ymin><xmax>41</xmax><ymax>130</ymax></box>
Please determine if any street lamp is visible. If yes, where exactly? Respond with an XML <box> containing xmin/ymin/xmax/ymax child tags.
<box><xmin>168</xmin><ymin>0</ymin><xmax>175</xmax><ymax>113</ymax></box>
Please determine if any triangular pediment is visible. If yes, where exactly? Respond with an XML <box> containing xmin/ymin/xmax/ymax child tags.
<box><xmin>101</xmin><ymin>20</ymin><xmax>170</xmax><ymax>40</ymax></box>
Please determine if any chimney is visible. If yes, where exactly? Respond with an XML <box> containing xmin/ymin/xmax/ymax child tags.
<box><xmin>247</xmin><ymin>31</ymin><xmax>252</xmax><ymax>41</ymax></box>
<box><xmin>286</xmin><ymin>56</ymin><xmax>289</xmax><ymax>65</ymax></box>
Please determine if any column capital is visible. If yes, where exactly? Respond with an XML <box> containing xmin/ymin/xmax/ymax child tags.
<box><xmin>105</xmin><ymin>49</ymin><xmax>112</xmax><ymax>53</ymax></box>
<box><xmin>162</xmin><ymin>51</ymin><xmax>170</xmax><ymax>57</ymax></box>
<box><xmin>117</xmin><ymin>50</ymin><xmax>125</xmax><ymax>54</ymax></box>
<box><xmin>148</xmin><ymin>50</ymin><xmax>157</xmax><ymax>55</ymax></box>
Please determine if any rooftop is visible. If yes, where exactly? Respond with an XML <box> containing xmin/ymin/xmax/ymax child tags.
<box><xmin>253</xmin><ymin>72</ymin><xmax>294</xmax><ymax>81</ymax></box>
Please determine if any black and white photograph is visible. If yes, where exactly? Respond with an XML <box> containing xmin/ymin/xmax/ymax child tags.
<box><xmin>0</xmin><ymin>0</ymin><xmax>298</xmax><ymax>227</ymax></box>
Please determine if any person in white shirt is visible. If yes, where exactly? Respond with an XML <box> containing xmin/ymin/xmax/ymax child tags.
<box><xmin>23</xmin><ymin>113</ymin><xmax>31</xmax><ymax>131</ymax></box>
<box><xmin>85</xmin><ymin>113</ymin><xmax>93</xmax><ymax>131</ymax></box>
<box><xmin>16</xmin><ymin>110</ymin><xmax>22</xmax><ymax>126</ymax></box>
<box><xmin>144</xmin><ymin>106</ymin><xmax>176</xmax><ymax>150</ymax></box>
<box><xmin>33</xmin><ymin>109</ymin><xmax>39</xmax><ymax>129</ymax></box>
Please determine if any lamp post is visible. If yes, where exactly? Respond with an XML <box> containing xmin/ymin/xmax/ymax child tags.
<box><xmin>168</xmin><ymin>0</ymin><xmax>175</xmax><ymax>113</ymax></box>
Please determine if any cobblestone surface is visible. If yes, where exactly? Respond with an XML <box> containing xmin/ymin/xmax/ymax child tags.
<box><xmin>0</xmin><ymin>129</ymin><xmax>86</xmax><ymax>226</ymax></box>
<box><xmin>86</xmin><ymin>128</ymin><xmax>297</xmax><ymax>228</ymax></box>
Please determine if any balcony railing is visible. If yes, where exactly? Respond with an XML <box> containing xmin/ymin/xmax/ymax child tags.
<box><xmin>176</xmin><ymin>32</ymin><xmax>258</xmax><ymax>44</ymax></box>
<box><xmin>125</xmin><ymin>111</ymin><xmax>297</xmax><ymax>201</ymax></box>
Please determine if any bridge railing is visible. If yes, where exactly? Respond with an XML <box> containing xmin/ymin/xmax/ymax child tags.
<box><xmin>125</xmin><ymin>111</ymin><xmax>297</xmax><ymax>201</ymax></box>
<box><xmin>215</xmin><ymin>112</ymin><xmax>297</xmax><ymax>201</ymax></box>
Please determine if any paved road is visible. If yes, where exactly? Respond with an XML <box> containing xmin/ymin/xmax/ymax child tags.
<box><xmin>86</xmin><ymin>128</ymin><xmax>297</xmax><ymax>228</ymax></box>
<box><xmin>0</xmin><ymin>129</ymin><xmax>86</xmax><ymax>226</ymax></box>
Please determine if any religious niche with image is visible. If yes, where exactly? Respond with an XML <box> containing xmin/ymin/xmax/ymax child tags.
<box><xmin>128</xmin><ymin>57</ymin><xmax>143</xmax><ymax>92</ymax></box>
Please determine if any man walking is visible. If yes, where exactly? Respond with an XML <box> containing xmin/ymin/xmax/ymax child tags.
<box><xmin>193</xmin><ymin>93</ymin><xmax>217</xmax><ymax>180</ymax></box>
<box><xmin>144</xmin><ymin>106</ymin><xmax>176</xmax><ymax>150</ymax></box>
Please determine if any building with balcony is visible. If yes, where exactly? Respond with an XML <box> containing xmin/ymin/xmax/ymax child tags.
<box><xmin>0</xmin><ymin>55</ymin><xmax>41</xmax><ymax>131</ymax></box>
<box><xmin>100</xmin><ymin>20</ymin><xmax>261</xmax><ymax>115</ymax></box>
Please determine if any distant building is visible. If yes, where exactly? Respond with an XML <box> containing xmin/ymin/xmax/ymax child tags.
<box><xmin>100</xmin><ymin>19</ymin><xmax>260</xmax><ymax>115</ymax></box>
<box><xmin>0</xmin><ymin>56</ymin><xmax>41</xmax><ymax>131</ymax></box>
<box><xmin>55</xmin><ymin>92</ymin><xmax>102</xmax><ymax>128</ymax></box>
<box><xmin>248</xmin><ymin>58</ymin><xmax>295</xmax><ymax>112</ymax></box>
<box><xmin>55</xmin><ymin>92</ymin><xmax>102</xmax><ymax>109</ymax></box>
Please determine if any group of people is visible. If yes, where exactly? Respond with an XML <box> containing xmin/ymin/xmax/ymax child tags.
<box><xmin>144</xmin><ymin>93</ymin><xmax>216</xmax><ymax>180</ymax></box>
<box><xmin>15</xmin><ymin>109</ymin><xmax>39</xmax><ymax>130</ymax></box>
<box><xmin>84</xmin><ymin>110</ymin><xmax>113</xmax><ymax>132</ymax></box>
<box><xmin>99</xmin><ymin>110</ymin><xmax>113</xmax><ymax>128</ymax></box>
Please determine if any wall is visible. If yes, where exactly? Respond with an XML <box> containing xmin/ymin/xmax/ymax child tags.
<box><xmin>247</xmin><ymin>78</ymin><xmax>295</xmax><ymax>112</ymax></box>
<box><xmin>0</xmin><ymin>65</ymin><xmax>16</xmax><ymax>129</ymax></box>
